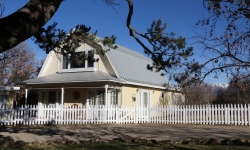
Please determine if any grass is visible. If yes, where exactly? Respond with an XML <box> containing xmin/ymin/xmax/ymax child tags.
<box><xmin>0</xmin><ymin>142</ymin><xmax>250</xmax><ymax>150</ymax></box>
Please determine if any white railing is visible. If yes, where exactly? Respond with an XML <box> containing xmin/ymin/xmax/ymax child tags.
<box><xmin>0</xmin><ymin>104</ymin><xmax>249</xmax><ymax>126</ymax></box>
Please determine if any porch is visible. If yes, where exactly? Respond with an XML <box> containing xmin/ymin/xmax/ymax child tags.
<box><xmin>24</xmin><ymin>82</ymin><xmax>123</xmax><ymax>108</ymax></box>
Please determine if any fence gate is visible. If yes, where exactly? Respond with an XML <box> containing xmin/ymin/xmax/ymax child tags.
<box><xmin>118</xmin><ymin>106</ymin><xmax>136</xmax><ymax>124</ymax></box>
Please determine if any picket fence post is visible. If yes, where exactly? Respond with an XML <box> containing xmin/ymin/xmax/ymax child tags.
<box><xmin>248</xmin><ymin>104</ymin><xmax>250</xmax><ymax>126</ymax></box>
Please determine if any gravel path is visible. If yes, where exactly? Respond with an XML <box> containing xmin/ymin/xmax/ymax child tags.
<box><xmin>0</xmin><ymin>124</ymin><xmax>249</xmax><ymax>142</ymax></box>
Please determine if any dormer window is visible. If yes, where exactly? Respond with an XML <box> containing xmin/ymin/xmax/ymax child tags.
<box><xmin>70</xmin><ymin>52</ymin><xmax>86</xmax><ymax>69</ymax></box>
<box><xmin>62</xmin><ymin>54</ymin><xmax>69</xmax><ymax>69</ymax></box>
<box><xmin>60</xmin><ymin>50</ymin><xmax>94</xmax><ymax>72</ymax></box>
<box><xmin>87</xmin><ymin>51</ymin><xmax>94</xmax><ymax>67</ymax></box>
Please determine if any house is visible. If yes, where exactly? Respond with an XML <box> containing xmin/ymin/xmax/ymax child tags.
<box><xmin>0</xmin><ymin>86</ymin><xmax>20</xmax><ymax>108</ymax></box>
<box><xmin>20</xmin><ymin>42</ymin><xmax>173</xmax><ymax>108</ymax></box>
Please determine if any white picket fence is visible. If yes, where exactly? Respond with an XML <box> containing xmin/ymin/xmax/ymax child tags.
<box><xmin>0</xmin><ymin>104</ymin><xmax>250</xmax><ymax>126</ymax></box>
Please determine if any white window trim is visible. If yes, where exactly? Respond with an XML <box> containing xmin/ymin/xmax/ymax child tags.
<box><xmin>59</xmin><ymin>49</ymin><xmax>95</xmax><ymax>73</ymax></box>
<box><xmin>58</xmin><ymin>67</ymin><xmax>96</xmax><ymax>73</ymax></box>
<box><xmin>109</xmin><ymin>90</ymin><xmax>118</xmax><ymax>105</ymax></box>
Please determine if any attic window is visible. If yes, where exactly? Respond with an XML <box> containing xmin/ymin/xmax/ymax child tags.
<box><xmin>62</xmin><ymin>50</ymin><xmax>94</xmax><ymax>70</ymax></box>
<box><xmin>87</xmin><ymin>51</ymin><xmax>94</xmax><ymax>67</ymax></box>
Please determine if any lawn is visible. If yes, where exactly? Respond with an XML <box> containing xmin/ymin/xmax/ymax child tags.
<box><xmin>0</xmin><ymin>142</ymin><xmax>250</xmax><ymax>150</ymax></box>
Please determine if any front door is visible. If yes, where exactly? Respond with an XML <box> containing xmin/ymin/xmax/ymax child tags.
<box><xmin>138</xmin><ymin>90</ymin><xmax>151</xmax><ymax>107</ymax></box>
<box><xmin>138</xmin><ymin>90</ymin><xmax>151</xmax><ymax>121</ymax></box>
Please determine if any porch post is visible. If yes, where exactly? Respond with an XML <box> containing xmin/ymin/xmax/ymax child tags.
<box><xmin>121</xmin><ymin>86</ymin><xmax>124</xmax><ymax>106</ymax></box>
<box><xmin>105</xmin><ymin>84</ymin><xmax>109</xmax><ymax>106</ymax></box>
<box><xmin>61</xmin><ymin>87</ymin><xmax>64</xmax><ymax>106</ymax></box>
<box><xmin>60</xmin><ymin>87</ymin><xmax>64</xmax><ymax>123</ymax></box>
<box><xmin>25</xmin><ymin>89</ymin><xmax>28</xmax><ymax>106</ymax></box>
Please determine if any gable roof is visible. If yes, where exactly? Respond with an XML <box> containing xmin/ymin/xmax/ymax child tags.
<box><xmin>106</xmin><ymin>45</ymin><xmax>168</xmax><ymax>87</ymax></box>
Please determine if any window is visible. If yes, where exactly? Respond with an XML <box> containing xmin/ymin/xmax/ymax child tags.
<box><xmin>143</xmin><ymin>92</ymin><xmax>149</xmax><ymax>106</ymax></box>
<box><xmin>48</xmin><ymin>91</ymin><xmax>56</xmax><ymax>103</ymax></box>
<box><xmin>71</xmin><ymin>52</ymin><xmax>86</xmax><ymax>68</ymax></box>
<box><xmin>88</xmin><ymin>90</ymin><xmax>105</xmax><ymax>105</ymax></box>
<box><xmin>171</xmin><ymin>92</ymin><xmax>175</xmax><ymax>104</ymax></box>
<box><xmin>62</xmin><ymin>54</ymin><xmax>68</xmax><ymax>69</ymax></box>
<box><xmin>110</xmin><ymin>90</ymin><xmax>117</xmax><ymax>105</ymax></box>
<box><xmin>42</xmin><ymin>92</ymin><xmax>45</xmax><ymax>103</ymax></box>
<box><xmin>138</xmin><ymin>90</ymin><xmax>151</xmax><ymax>107</ymax></box>
<box><xmin>97</xmin><ymin>91</ymin><xmax>105</xmax><ymax>105</ymax></box>
<box><xmin>0</xmin><ymin>95</ymin><xmax>8</xmax><ymax>107</ymax></box>
<box><xmin>89</xmin><ymin>91</ymin><xmax>96</xmax><ymax>105</ymax></box>
<box><xmin>62</xmin><ymin>50</ymin><xmax>94</xmax><ymax>70</ymax></box>
<box><xmin>161</xmin><ymin>92</ymin><xmax>165</xmax><ymax>98</ymax></box>
<box><xmin>87</xmin><ymin>51</ymin><xmax>94</xmax><ymax>67</ymax></box>
<box><xmin>41</xmin><ymin>91</ymin><xmax>61</xmax><ymax>104</ymax></box>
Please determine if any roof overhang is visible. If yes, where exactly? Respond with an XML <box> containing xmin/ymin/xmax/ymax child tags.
<box><xmin>124</xmin><ymin>81</ymin><xmax>167</xmax><ymax>90</ymax></box>
<box><xmin>19</xmin><ymin>71</ymin><xmax>124</xmax><ymax>87</ymax></box>
<box><xmin>0</xmin><ymin>86</ymin><xmax>20</xmax><ymax>92</ymax></box>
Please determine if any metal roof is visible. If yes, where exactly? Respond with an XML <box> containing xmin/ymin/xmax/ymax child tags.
<box><xmin>106</xmin><ymin>45</ymin><xmax>169</xmax><ymax>87</ymax></box>
<box><xmin>21</xmin><ymin>70</ymin><xmax>123</xmax><ymax>84</ymax></box>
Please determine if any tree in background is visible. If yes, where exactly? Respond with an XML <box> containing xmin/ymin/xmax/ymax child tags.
<box><xmin>182</xmin><ymin>83</ymin><xmax>214</xmax><ymax>105</ymax></box>
<box><xmin>213</xmin><ymin>75</ymin><xmax>250</xmax><ymax>104</ymax></box>
<box><xmin>0</xmin><ymin>42</ymin><xmax>38</xmax><ymax>86</ymax></box>
<box><xmin>213</xmin><ymin>88</ymin><xmax>236</xmax><ymax>104</ymax></box>
<box><xmin>0</xmin><ymin>42</ymin><xmax>40</xmax><ymax>105</ymax></box>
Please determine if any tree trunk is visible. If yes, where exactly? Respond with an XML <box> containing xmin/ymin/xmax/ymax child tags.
<box><xmin>0</xmin><ymin>0</ymin><xmax>63</xmax><ymax>53</ymax></box>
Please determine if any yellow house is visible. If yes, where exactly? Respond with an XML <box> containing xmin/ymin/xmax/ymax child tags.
<box><xmin>20</xmin><ymin>42</ymin><xmax>173</xmax><ymax>108</ymax></box>
<box><xmin>0</xmin><ymin>86</ymin><xmax>20</xmax><ymax>108</ymax></box>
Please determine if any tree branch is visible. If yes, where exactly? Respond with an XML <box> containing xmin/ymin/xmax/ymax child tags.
<box><xmin>0</xmin><ymin>0</ymin><xmax>63</xmax><ymax>52</ymax></box>
<box><xmin>126</xmin><ymin>0</ymin><xmax>167</xmax><ymax>71</ymax></box>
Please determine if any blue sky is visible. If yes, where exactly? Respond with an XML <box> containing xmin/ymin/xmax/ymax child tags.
<box><xmin>2</xmin><ymin>0</ymin><xmax>229</xmax><ymax>84</ymax></box>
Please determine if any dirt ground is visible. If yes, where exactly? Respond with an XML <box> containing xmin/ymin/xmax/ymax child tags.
<box><xmin>0</xmin><ymin>124</ymin><xmax>249</xmax><ymax>142</ymax></box>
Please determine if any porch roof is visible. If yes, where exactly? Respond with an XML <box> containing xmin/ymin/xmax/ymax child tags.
<box><xmin>20</xmin><ymin>70</ymin><xmax>124</xmax><ymax>85</ymax></box>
